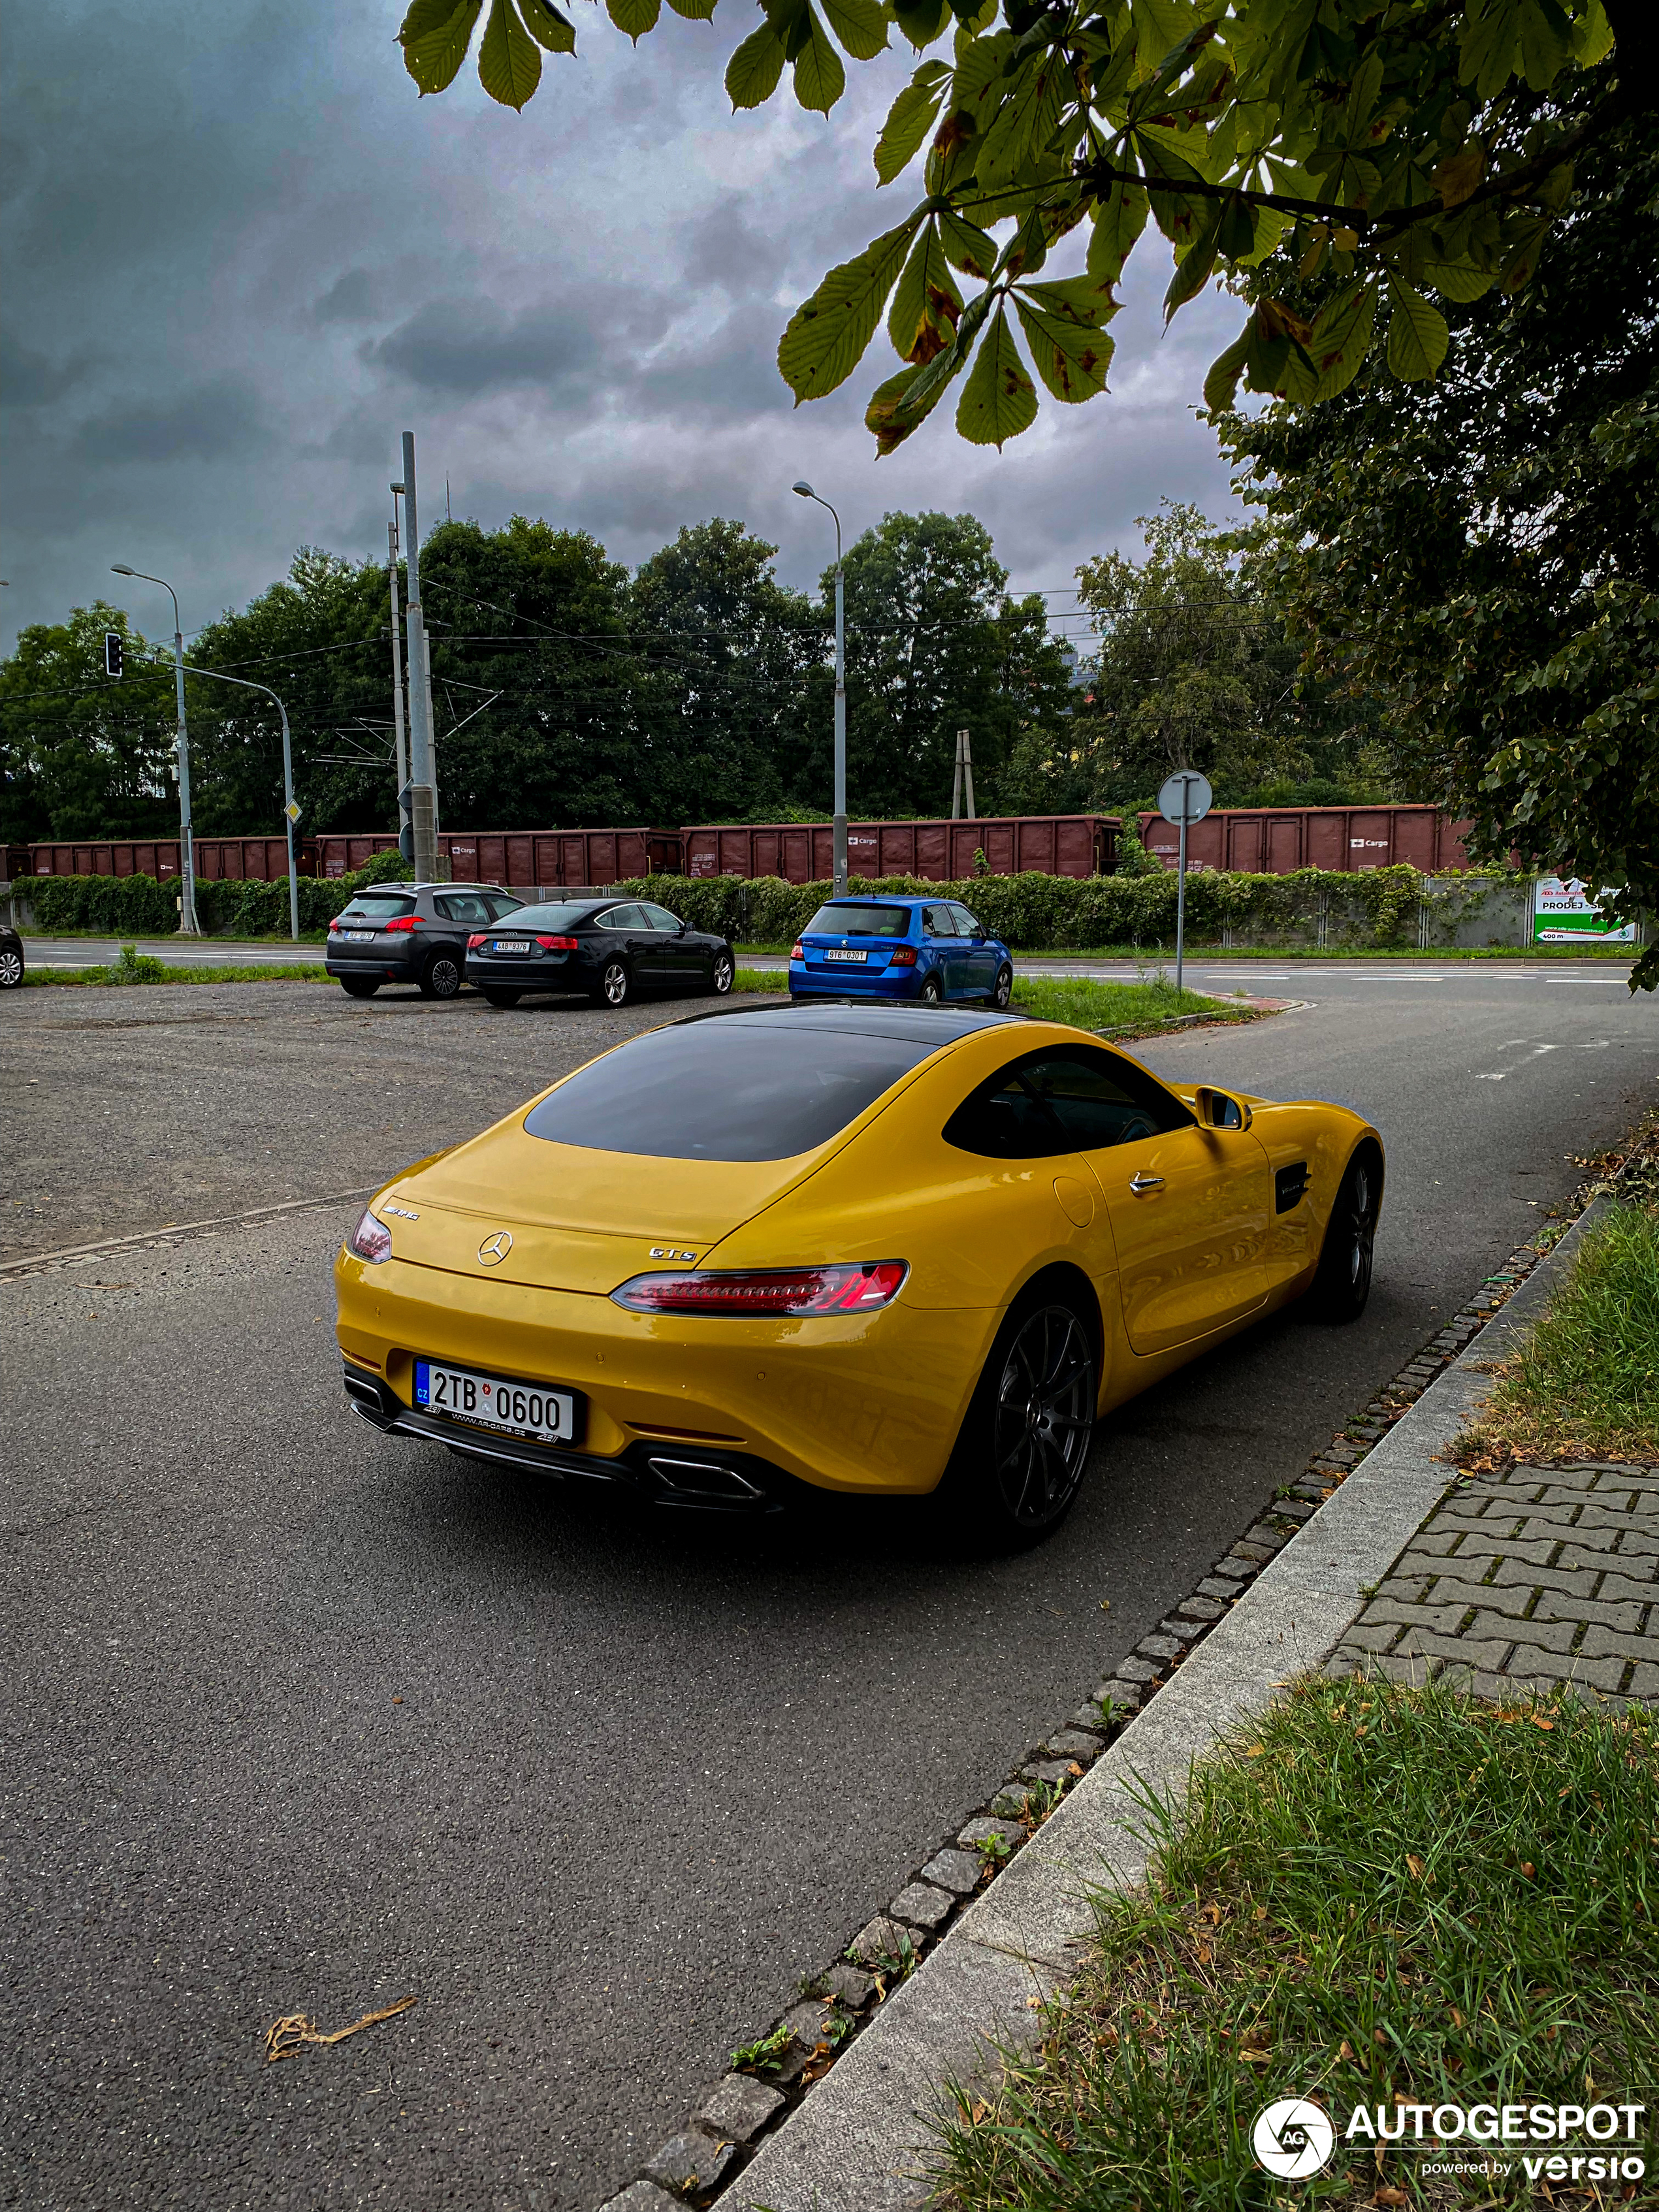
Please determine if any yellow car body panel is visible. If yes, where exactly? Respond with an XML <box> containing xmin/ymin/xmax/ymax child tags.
<box><xmin>334</xmin><ymin>1016</ymin><xmax>1381</xmax><ymax>1499</ymax></box>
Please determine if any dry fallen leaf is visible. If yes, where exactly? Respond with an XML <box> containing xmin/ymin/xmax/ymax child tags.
<box><xmin>1406</xmin><ymin>1855</ymin><xmax>1425</xmax><ymax>1880</ymax></box>
<box><xmin>1532</xmin><ymin>1715</ymin><xmax>1556</xmax><ymax>1731</ymax></box>
<box><xmin>265</xmin><ymin>1993</ymin><xmax>416</xmax><ymax>2063</ymax></box>
<box><xmin>1521</xmin><ymin>1863</ymin><xmax>1536</xmax><ymax>1878</ymax></box>
<box><xmin>1246</xmin><ymin>1744</ymin><xmax>1266</xmax><ymax>1758</ymax></box>
<box><xmin>1253</xmin><ymin>1904</ymin><xmax>1268</xmax><ymax>1922</ymax></box>
<box><xmin>1338</xmin><ymin>2040</ymin><xmax>1355</xmax><ymax>2060</ymax></box>
<box><xmin>1376</xmin><ymin>2188</ymin><xmax>1408</xmax><ymax>2207</ymax></box>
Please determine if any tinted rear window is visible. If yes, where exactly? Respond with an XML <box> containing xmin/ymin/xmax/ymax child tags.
<box><xmin>338</xmin><ymin>894</ymin><xmax>415</xmax><ymax>919</ymax></box>
<box><xmin>524</xmin><ymin>1021</ymin><xmax>939</xmax><ymax>1160</ymax></box>
<box><xmin>506</xmin><ymin>904</ymin><xmax>600</xmax><ymax>931</ymax></box>
<box><xmin>805</xmin><ymin>903</ymin><xmax>913</xmax><ymax>939</ymax></box>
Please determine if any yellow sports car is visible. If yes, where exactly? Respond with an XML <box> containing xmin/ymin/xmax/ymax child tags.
<box><xmin>336</xmin><ymin>1003</ymin><xmax>1382</xmax><ymax>1546</ymax></box>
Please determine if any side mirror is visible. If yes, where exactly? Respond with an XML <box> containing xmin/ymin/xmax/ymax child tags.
<box><xmin>1195</xmin><ymin>1085</ymin><xmax>1251</xmax><ymax>1132</ymax></box>
<box><xmin>675</xmin><ymin>919</ymin><xmax>686</xmax><ymax>935</ymax></box>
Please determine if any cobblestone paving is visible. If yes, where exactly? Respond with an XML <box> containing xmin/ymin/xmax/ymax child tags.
<box><xmin>1329</xmin><ymin>1460</ymin><xmax>1659</xmax><ymax>1703</ymax></box>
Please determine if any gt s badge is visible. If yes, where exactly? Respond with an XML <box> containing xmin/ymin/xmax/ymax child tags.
<box><xmin>649</xmin><ymin>1247</ymin><xmax>697</xmax><ymax>1262</ymax></box>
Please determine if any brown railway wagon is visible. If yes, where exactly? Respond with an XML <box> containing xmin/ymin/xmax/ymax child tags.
<box><xmin>682</xmin><ymin>814</ymin><xmax>1118</xmax><ymax>884</ymax></box>
<box><xmin>194</xmin><ymin>836</ymin><xmax>314</xmax><ymax>882</ymax></box>
<box><xmin>29</xmin><ymin>839</ymin><xmax>185</xmax><ymax>879</ymax></box>
<box><xmin>312</xmin><ymin>827</ymin><xmax>682</xmax><ymax>884</ymax></box>
<box><xmin>1136</xmin><ymin>805</ymin><xmax>1476</xmax><ymax>876</ymax></box>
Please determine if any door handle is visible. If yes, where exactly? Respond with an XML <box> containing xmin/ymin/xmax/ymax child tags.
<box><xmin>1129</xmin><ymin>1173</ymin><xmax>1165</xmax><ymax>1193</ymax></box>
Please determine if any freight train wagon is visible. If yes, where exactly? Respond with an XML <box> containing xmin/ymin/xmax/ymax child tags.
<box><xmin>311</xmin><ymin>827</ymin><xmax>681</xmax><ymax>883</ymax></box>
<box><xmin>682</xmin><ymin>814</ymin><xmax>1117</xmax><ymax>884</ymax></box>
<box><xmin>25</xmin><ymin>837</ymin><xmax>314</xmax><ymax>881</ymax></box>
<box><xmin>1136</xmin><ymin>804</ymin><xmax>1476</xmax><ymax>875</ymax></box>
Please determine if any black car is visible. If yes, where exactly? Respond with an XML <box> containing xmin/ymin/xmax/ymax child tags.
<box><xmin>325</xmin><ymin>882</ymin><xmax>523</xmax><ymax>999</ymax></box>
<box><xmin>464</xmin><ymin>897</ymin><xmax>735</xmax><ymax>1008</ymax></box>
<box><xmin>0</xmin><ymin>926</ymin><xmax>23</xmax><ymax>990</ymax></box>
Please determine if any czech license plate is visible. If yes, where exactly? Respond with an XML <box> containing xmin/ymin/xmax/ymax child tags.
<box><xmin>825</xmin><ymin>948</ymin><xmax>867</xmax><ymax>963</ymax></box>
<box><xmin>343</xmin><ymin>929</ymin><xmax>376</xmax><ymax>942</ymax></box>
<box><xmin>491</xmin><ymin>938</ymin><xmax>531</xmax><ymax>954</ymax></box>
<box><xmin>415</xmin><ymin>1358</ymin><xmax>578</xmax><ymax>1443</ymax></box>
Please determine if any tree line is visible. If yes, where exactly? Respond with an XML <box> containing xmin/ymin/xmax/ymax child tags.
<box><xmin>0</xmin><ymin>505</ymin><xmax>1393</xmax><ymax>848</ymax></box>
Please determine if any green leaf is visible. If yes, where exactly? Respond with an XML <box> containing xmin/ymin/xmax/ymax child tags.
<box><xmin>1385</xmin><ymin>272</ymin><xmax>1449</xmax><ymax>381</ymax></box>
<box><xmin>1309</xmin><ymin>279</ymin><xmax>1378</xmax><ymax>399</ymax></box>
<box><xmin>1163</xmin><ymin>201</ymin><xmax>1221</xmax><ymax>321</ymax></box>
<box><xmin>519</xmin><ymin>0</ymin><xmax>577</xmax><ymax>48</ymax></box>
<box><xmin>938</xmin><ymin>206</ymin><xmax>998</xmax><ymax>278</ymax></box>
<box><xmin>665</xmin><ymin>0</ymin><xmax>717</xmax><ymax>18</ymax></box>
<box><xmin>726</xmin><ymin>20</ymin><xmax>786</xmax><ymax>104</ymax></box>
<box><xmin>777</xmin><ymin>216</ymin><xmax>923</xmax><ymax>401</ymax></box>
<box><xmin>1571</xmin><ymin>0</ymin><xmax>1613</xmax><ymax>63</ymax></box>
<box><xmin>865</xmin><ymin>361</ymin><xmax>950</xmax><ymax>453</ymax></box>
<box><xmin>477</xmin><ymin>0</ymin><xmax>541</xmax><ymax>106</ymax></box>
<box><xmin>974</xmin><ymin>54</ymin><xmax>1064</xmax><ymax>191</ymax></box>
<box><xmin>400</xmin><ymin>0</ymin><xmax>482</xmax><ymax>94</ymax></box>
<box><xmin>1015</xmin><ymin>273</ymin><xmax>1119</xmax><ymax>327</ymax></box>
<box><xmin>892</xmin><ymin>0</ymin><xmax>950</xmax><ymax>48</ymax></box>
<box><xmin>1423</xmin><ymin>260</ymin><xmax>1497</xmax><ymax>302</ymax></box>
<box><xmin>1129</xmin><ymin>0</ymin><xmax>1202</xmax><ymax>76</ymax></box>
<box><xmin>822</xmin><ymin>0</ymin><xmax>888</xmax><ymax>59</ymax></box>
<box><xmin>607</xmin><ymin>0</ymin><xmax>661</xmax><ymax>37</ymax></box>
<box><xmin>1517</xmin><ymin>0</ymin><xmax>1571</xmax><ymax>89</ymax></box>
<box><xmin>1087</xmin><ymin>180</ymin><xmax>1150</xmax><ymax>283</ymax></box>
<box><xmin>1012</xmin><ymin>295</ymin><xmax>1113</xmax><ymax>403</ymax></box>
<box><xmin>1458</xmin><ymin>0</ymin><xmax>1522</xmax><ymax>103</ymax></box>
<box><xmin>792</xmin><ymin>5</ymin><xmax>846</xmax><ymax>110</ymax></box>
<box><xmin>956</xmin><ymin>302</ymin><xmax>1038</xmax><ymax>447</ymax></box>
<box><xmin>888</xmin><ymin>223</ymin><xmax>963</xmax><ymax>362</ymax></box>
<box><xmin>894</xmin><ymin>284</ymin><xmax>992</xmax><ymax>421</ymax></box>
<box><xmin>873</xmin><ymin>69</ymin><xmax>947</xmax><ymax>184</ymax></box>
<box><xmin>1201</xmin><ymin>324</ymin><xmax>1250</xmax><ymax>413</ymax></box>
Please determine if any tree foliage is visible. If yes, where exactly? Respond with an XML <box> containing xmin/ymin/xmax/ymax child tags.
<box><xmin>1223</xmin><ymin>76</ymin><xmax>1659</xmax><ymax>985</ymax></box>
<box><xmin>0</xmin><ymin>604</ymin><xmax>173</xmax><ymax>844</ymax></box>
<box><xmin>395</xmin><ymin>0</ymin><xmax>1639</xmax><ymax>453</ymax></box>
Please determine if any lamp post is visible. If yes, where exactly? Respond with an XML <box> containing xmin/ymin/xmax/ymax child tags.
<box><xmin>793</xmin><ymin>481</ymin><xmax>847</xmax><ymax>897</ymax></box>
<box><xmin>112</xmin><ymin>564</ymin><xmax>197</xmax><ymax>933</ymax></box>
<box><xmin>179</xmin><ymin>664</ymin><xmax>301</xmax><ymax>940</ymax></box>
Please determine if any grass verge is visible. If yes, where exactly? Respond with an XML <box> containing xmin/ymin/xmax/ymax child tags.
<box><xmin>728</xmin><ymin>970</ymin><xmax>1245</xmax><ymax>1032</ymax></box>
<box><xmin>27</xmin><ymin>946</ymin><xmax>330</xmax><ymax>988</ymax></box>
<box><xmin>1457</xmin><ymin>1156</ymin><xmax>1659</xmax><ymax>1466</ymax></box>
<box><xmin>731</xmin><ymin>943</ymin><xmax>1639</xmax><ymax>965</ymax></box>
<box><xmin>932</xmin><ymin>1675</ymin><xmax>1659</xmax><ymax>2211</ymax></box>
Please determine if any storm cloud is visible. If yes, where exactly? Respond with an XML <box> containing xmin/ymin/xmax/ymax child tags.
<box><xmin>4</xmin><ymin>0</ymin><xmax>1244</xmax><ymax>654</ymax></box>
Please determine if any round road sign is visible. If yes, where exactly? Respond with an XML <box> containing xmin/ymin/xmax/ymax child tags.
<box><xmin>1157</xmin><ymin>769</ymin><xmax>1214</xmax><ymax>826</ymax></box>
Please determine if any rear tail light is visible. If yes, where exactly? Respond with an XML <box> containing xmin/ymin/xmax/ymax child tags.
<box><xmin>384</xmin><ymin>916</ymin><xmax>415</xmax><ymax>934</ymax></box>
<box><xmin>467</xmin><ymin>933</ymin><xmax>487</xmax><ymax>950</ymax></box>
<box><xmin>790</xmin><ymin>940</ymin><xmax>804</xmax><ymax>960</ymax></box>
<box><xmin>890</xmin><ymin>946</ymin><xmax>917</xmax><ymax>967</ymax></box>
<box><xmin>328</xmin><ymin>916</ymin><xmax>342</xmax><ymax>932</ymax></box>
<box><xmin>537</xmin><ymin>935</ymin><xmax>579</xmax><ymax>951</ymax></box>
<box><xmin>347</xmin><ymin>1208</ymin><xmax>393</xmax><ymax>1264</ymax></box>
<box><xmin>612</xmin><ymin>1261</ymin><xmax>907</xmax><ymax>1317</ymax></box>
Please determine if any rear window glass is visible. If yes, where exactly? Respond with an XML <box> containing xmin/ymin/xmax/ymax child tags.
<box><xmin>524</xmin><ymin>1021</ymin><xmax>940</xmax><ymax>1161</ymax></box>
<box><xmin>805</xmin><ymin>903</ymin><xmax>913</xmax><ymax>939</ymax></box>
<box><xmin>338</xmin><ymin>894</ymin><xmax>415</xmax><ymax>919</ymax></box>
<box><xmin>504</xmin><ymin>904</ymin><xmax>597</xmax><ymax>932</ymax></box>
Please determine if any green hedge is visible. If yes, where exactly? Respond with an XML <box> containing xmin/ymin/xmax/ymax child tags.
<box><xmin>26</xmin><ymin>850</ymin><xmax>414</xmax><ymax>939</ymax></box>
<box><xmin>619</xmin><ymin>863</ymin><xmax>1474</xmax><ymax>951</ymax></box>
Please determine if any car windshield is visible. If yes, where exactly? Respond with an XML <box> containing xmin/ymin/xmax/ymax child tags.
<box><xmin>500</xmin><ymin>904</ymin><xmax>598</xmax><ymax>932</ymax></box>
<box><xmin>803</xmin><ymin>903</ymin><xmax>912</xmax><ymax>939</ymax></box>
<box><xmin>338</xmin><ymin>894</ymin><xmax>415</xmax><ymax>920</ymax></box>
<box><xmin>524</xmin><ymin>1019</ymin><xmax>941</xmax><ymax>1160</ymax></box>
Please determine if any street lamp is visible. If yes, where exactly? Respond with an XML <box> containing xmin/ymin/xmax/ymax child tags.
<box><xmin>179</xmin><ymin>664</ymin><xmax>302</xmax><ymax>940</ymax></box>
<box><xmin>112</xmin><ymin>564</ymin><xmax>198</xmax><ymax>935</ymax></box>
<box><xmin>793</xmin><ymin>481</ymin><xmax>848</xmax><ymax>897</ymax></box>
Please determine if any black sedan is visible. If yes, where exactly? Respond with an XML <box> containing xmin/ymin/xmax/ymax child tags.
<box><xmin>464</xmin><ymin>897</ymin><xmax>735</xmax><ymax>1008</ymax></box>
<box><xmin>0</xmin><ymin>926</ymin><xmax>24</xmax><ymax>991</ymax></box>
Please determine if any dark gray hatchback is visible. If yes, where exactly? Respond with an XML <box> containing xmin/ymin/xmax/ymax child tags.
<box><xmin>324</xmin><ymin>882</ymin><xmax>523</xmax><ymax>999</ymax></box>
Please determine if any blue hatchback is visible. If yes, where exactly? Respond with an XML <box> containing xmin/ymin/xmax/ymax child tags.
<box><xmin>789</xmin><ymin>895</ymin><xmax>1015</xmax><ymax>1007</ymax></box>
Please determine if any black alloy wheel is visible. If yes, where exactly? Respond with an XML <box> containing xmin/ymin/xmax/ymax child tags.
<box><xmin>482</xmin><ymin>987</ymin><xmax>522</xmax><ymax>1008</ymax></box>
<box><xmin>419</xmin><ymin>951</ymin><xmax>462</xmax><ymax>1001</ymax></box>
<box><xmin>920</xmin><ymin>972</ymin><xmax>943</xmax><ymax>1005</ymax></box>
<box><xmin>988</xmin><ymin>963</ymin><xmax>1013</xmax><ymax>1009</ymax></box>
<box><xmin>710</xmin><ymin>950</ymin><xmax>735</xmax><ymax>996</ymax></box>
<box><xmin>340</xmin><ymin>977</ymin><xmax>379</xmax><ymax>999</ymax></box>
<box><xmin>944</xmin><ymin>1289</ymin><xmax>1097</xmax><ymax>1549</ymax></box>
<box><xmin>596</xmin><ymin>956</ymin><xmax>632</xmax><ymax>1008</ymax></box>
<box><xmin>1308</xmin><ymin>1147</ymin><xmax>1380</xmax><ymax>1323</ymax></box>
<box><xmin>0</xmin><ymin>946</ymin><xmax>25</xmax><ymax>990</ymax></box>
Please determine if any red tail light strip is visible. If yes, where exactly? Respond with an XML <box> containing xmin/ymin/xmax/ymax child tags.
<box><xmin>611</xmin><ymin>1261</ymin><xmax>907</xmax><ymax>1317</ymax></box>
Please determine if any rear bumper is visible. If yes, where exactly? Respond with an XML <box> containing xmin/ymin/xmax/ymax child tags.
<box><xmin>326</xmin><ymin>950</ymin><xmax>423</xmax><ymax>982</ymax></box>
<box><xmin>788</xmin><ymin>964</ymin><xmax>926</xmax><ymax>998</ymax></box>
<box><xmin>466</xmin><ymin>952</ymin><xmax>590</xmax><ymax>992</ymax></box>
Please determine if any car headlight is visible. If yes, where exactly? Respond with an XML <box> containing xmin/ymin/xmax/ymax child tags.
<box><xmin>348</xmin><ymin>1208</ymin><xmax>393</xmax><ymax>1264</ymax></box>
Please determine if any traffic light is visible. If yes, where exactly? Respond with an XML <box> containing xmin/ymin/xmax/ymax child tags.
<box><xmin>104</xmin><ymin>631</ymin><xmax>125</xmax><ymax>679</ymax></box>
<box><xmin>397</xmin><ymin>781</ymin><xmax>414</xmax><ymax>863</ymax></box>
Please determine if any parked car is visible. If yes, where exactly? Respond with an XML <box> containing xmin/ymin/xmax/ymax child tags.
<box><xmin>336</xmin><ymin>1001</ymin><xmax>1383</xmax><ymax>1548</ymax></box>
<box><xmin>0</xmin><ymin>926</ymin><xmax>24</xmax><ymax>990</ymax></box>
<box><xmin>463</xmin><ymin>898</ymin><xmax>735</xmax><ymax>1009</ymax></box>
<box><xmin>789</xmin><ymin>895</ymin><xmax>1014</xmax><ymax>1008</ymax></box>
<box><xmin>325</xmin><ymin>883</ymin><xmax>523</xmax><ymax>999</ymax></box>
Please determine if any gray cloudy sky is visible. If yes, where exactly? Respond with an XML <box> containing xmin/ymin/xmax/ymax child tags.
<box><xmin>3</xmin><ymin>0</ymin><xmax>1246</xmax><ymax>655</ymax></box>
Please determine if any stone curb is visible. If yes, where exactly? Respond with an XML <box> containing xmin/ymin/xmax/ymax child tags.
<box><xmin>648</xmin><ymin>1194</ymin><xmax>1621</xmax><ymax>2212</ymax></box>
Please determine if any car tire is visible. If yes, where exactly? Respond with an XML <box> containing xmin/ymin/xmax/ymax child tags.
<box><xmin>594</xmin><ymin>957</ymin><xmax>632</xmax><ymax>1008</ymax></box>
<box><xmin>482</xmin><ymin>988</ymin><xmax>522</xmax><ymax>1008</ymax></box>
<box><xmin>0</xmin><ymin>946</ymin><xmax>25</xmax><ymax>990</ymax></box>
<box><xmin>939</xmin><ymin>1281</ymin><xmax>1097</xmax><ymax>1550</ymax></box>
<box><xmin>920</xmin><ymin>973</ymin><xmax>943</xmax><ymax>1005</ymax></box>
<box><xmin>340</xmin><ymin>977</ymin><xmax>379</xmax><ymax>999</ymax></box>
<box><xmin>1306</xmin><ymin>1144</ymin><xmax>1381</xmax><ymax>1323</ymax></box>
<box><xmin>986</xmin><ymin>963</ymin><xmax>1013</xmax><ymax>1010</ymax></box>
<box><xmin>419</xmin><ymin>951</ymin><xmax>463</xmax><ymax>1001</ymax></box>
<box><xmin>710</xmin><ymin>950</ymin><xmax>735</xmax><ymax>996</ymax></box>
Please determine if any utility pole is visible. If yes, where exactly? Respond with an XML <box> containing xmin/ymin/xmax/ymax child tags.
<box><xmin>793</xmin><ymin>481</ymin><xmax>848</xmax><ymax>895</ymax></box>
<box><xmin>111</xmin><ymin>564</ymin><xmax>198</xmax><ymax>934</ymax></box>
<box><xmin>388</xmin><ymin>489</ymin><xmax>410</xmax><ymax>827</ymax></box>
<box><xmin>952</xmin><ymin>728</ymin><xmax>976</xmax><ymax>821</ymax></box>
<box><xmin>400</xmin><ymin>431</ymin><xmax>438</xmax><ymax>884</ymax></box>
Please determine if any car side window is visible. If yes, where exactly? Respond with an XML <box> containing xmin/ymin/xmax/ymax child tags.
<box><xmin>436</xmin><ymin>892</ymin><xmax>490</xmax><ymax>926</ymax></box>
<box><xmin>485</xmin><ymin>893</ymin><xmax>522</xmax><ymax>921</ymax></box>
<box><xmin>944</xmin><ymin>1047</ymin><xmax>1194</xmax><ymax>1159</ymax></box>
<box><xmin>596</xmin><ymin>904</ymin><xmax>642</xmax><ymax>930</ymax></box>
<box><xmin>641</xmin><ymin>903</ymin><xmax>680</xmax><ymax>931</ymax></box>
<box><xmin>922</xmin><ymin>905</ymin><xmax>954</xmax><ymax>938</ymax></box>
<box><xmin>951</xmin><ymin>904</ymin><xmax>982</xmax><ymax>938</ymax></box>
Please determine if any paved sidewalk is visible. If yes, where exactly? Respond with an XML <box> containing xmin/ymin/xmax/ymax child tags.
<box><xmin>1329</xmin><ymin>1458</ymin><xmax>1659</xmax><ymax>1702</ymax></box>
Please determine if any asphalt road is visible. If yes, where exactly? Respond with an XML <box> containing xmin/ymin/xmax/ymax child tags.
<box><xmin>4</xmin><ymin>971</ymin><xmax>1655</xmax><ymax>2209</ymax></box>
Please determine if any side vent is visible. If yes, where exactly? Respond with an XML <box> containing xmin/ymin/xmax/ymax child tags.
<box><xmin>1276</xmin><ymin>1162</ymin><xmax>1310</xmax><ymax>1215</ymax></box>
